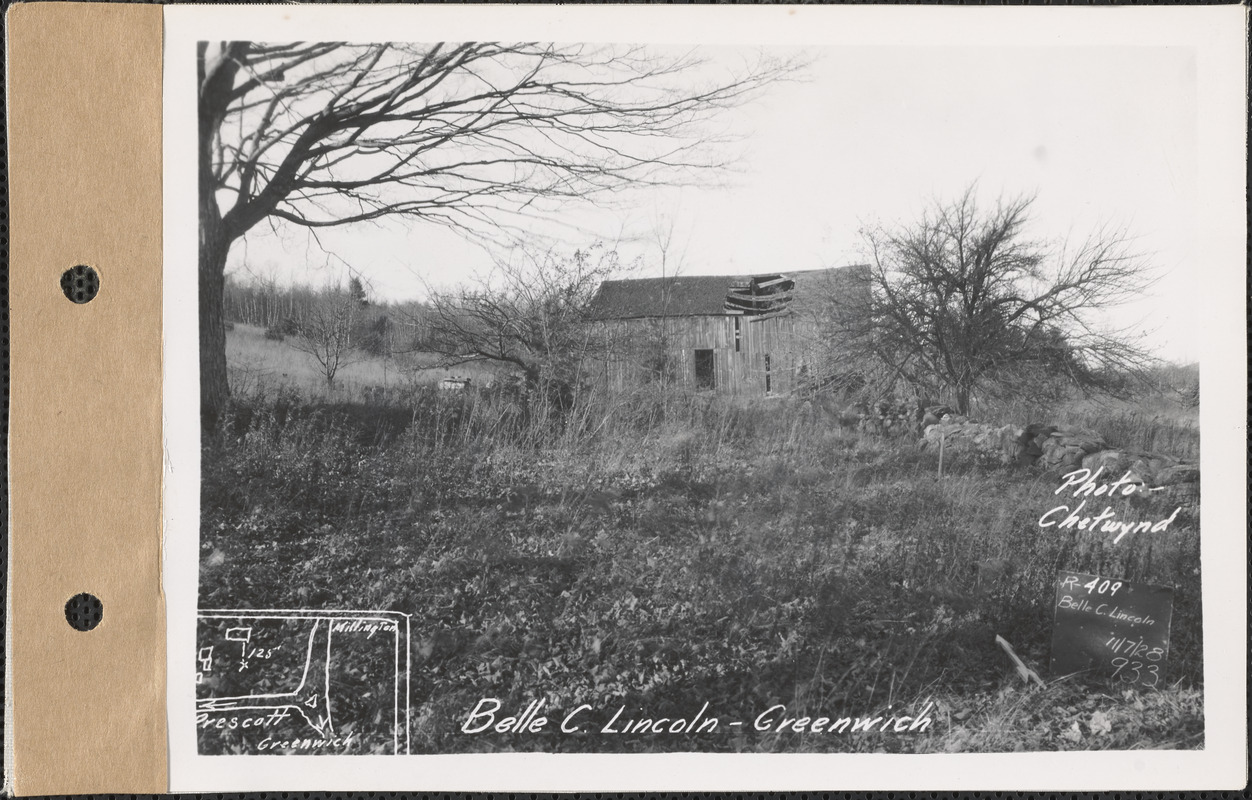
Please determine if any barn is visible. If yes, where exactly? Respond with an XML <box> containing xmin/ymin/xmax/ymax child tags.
<box><xmin>588</xmin><ymin>264</ymin><xmax>870</xmax><ymax>396</ymax></box>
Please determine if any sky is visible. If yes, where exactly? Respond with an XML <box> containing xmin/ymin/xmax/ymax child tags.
<box><xmin>225</xmin><ymin>45</ymin><xmax>1199</xmax><ymax>363</ymax></box>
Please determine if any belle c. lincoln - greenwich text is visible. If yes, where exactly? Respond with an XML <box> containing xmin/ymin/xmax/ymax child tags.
<box><xmin>461</xmin><ymin>698</ymin><xmax>934</xmax><ymax>736</ymax></box>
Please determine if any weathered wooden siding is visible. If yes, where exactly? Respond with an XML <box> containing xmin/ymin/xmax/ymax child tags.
<box><xmin>589</xmin><ymin>265</ymin><xmax>871</xmax><ymax>397</ymax></box>
<box><xmin>595</xmin><ymin>313</ymin><xmax>823</xmax><ymax>396</ymax></box>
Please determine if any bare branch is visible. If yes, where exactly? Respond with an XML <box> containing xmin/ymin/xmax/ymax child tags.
<box><xmin>412</xmin><ymin>243</ymin><xmax>623</xmax><ymax>394</ymax></box>
<box><xmin>287</xmin><ymin>283</ymin><xmax>368</xmax><ymax>387</ymax></box>
<box><xmin>206</xmin><ymin>41</ymin><xmax>805</xmax><ymax>243</ymax></box>
<box><xmin>815</xmin><ymin>187</ymin><xmax>1159</xmax><ymax>414</ymax></box>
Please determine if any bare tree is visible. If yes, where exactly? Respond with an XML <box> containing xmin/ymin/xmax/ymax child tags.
<box><xmin>822</xmin><ymin>188</ymin><xmax>1157</xmax><ymax>415</ymax></box>
<box><xmin>422</xmin><ymin>244</ymin><xmax>623</xmax><ymax>407</ymax></box>
<box><xmin>198</xmin><ymin>41</ymin><xmax>802</xmax><ymax>422</ymax></box>
<box><xmin>289</xmin><ymin>285</ymin><xmax>366</xmax><ymax>389</ymax></box>
<box><xmin>640</xmin><ymin>213</ymin><xmax>690</xmax><ymax>386</ymax></box>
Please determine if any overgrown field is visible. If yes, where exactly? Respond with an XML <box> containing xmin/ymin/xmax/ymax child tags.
<box><xmin>225</xmin><ymin>322</ymin><xmax>504</xmax><ymax>400</ymax></box>
<box><xmin>200</xmin><ymin>358</ymin><xmax>1203</xmax><ymax>754</ymax></box>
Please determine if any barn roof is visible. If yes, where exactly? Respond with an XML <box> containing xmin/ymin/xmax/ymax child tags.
<box><xmin>588</xmin><ymin>265</ymin><xmax>867</xmax><ymax>320</ymax></box>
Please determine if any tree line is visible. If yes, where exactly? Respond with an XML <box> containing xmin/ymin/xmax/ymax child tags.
<box><xmin>224</xmin><ymin>275</ymin><xmax>424</xmax><ymax>352</ymax></box>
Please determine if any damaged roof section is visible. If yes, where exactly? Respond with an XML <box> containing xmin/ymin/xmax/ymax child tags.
<box><xmin>722</xmin><ymin>274</ymin><xmax>795</xmax><ymax>319</ymax></box>
<box><xmin>589</xmin><ymin>265</ymin><xmax>866</xmax><ymax>320</ymax></box>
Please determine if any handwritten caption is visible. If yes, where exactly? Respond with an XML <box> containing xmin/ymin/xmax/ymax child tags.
<box><xmin>459</xmin><ymin>698</ymin><xmax>934</xmax><ymax>737</ymax></box>
<box><xmin>1038</xmin><ymin>468</ymin><xmax>1181</xmax><ymax>543</ymax></box>
<box><xmin>1050</xmin><ymin>570</ymin><xmax>1173</xmax><ymax>687</ymax></box>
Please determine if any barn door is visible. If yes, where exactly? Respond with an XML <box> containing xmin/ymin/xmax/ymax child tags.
<box><xmin>694</xmin><ymin>349</ymin><xmax>715</xmax><ymax>390</ymax></box>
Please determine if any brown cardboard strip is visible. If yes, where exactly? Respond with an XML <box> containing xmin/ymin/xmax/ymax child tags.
<box><xmin>7</xmin><ymin>2</ymin><xmax>166</xmax><ymax>793</ymax></box>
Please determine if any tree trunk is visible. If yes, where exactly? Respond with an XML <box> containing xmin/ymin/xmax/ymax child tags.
<box><xmin>198</xmin><ymin>42</ymin><xmax>242</xmax><ymax>429</ymax></box>
<box><xmin>200</xmin><ymin>225</ymin><xmax>231</xmax><ymax>428</ymax></box>
<box><xmin>954</xmin><ymin>384</ymin><xmax>971</xmax><ymax>417</ymax></box>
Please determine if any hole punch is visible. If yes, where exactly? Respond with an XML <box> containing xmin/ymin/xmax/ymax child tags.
<box><xmin>60</xmin><ymin>264</ymin><xmax>99</xmax><ymax>304</ymax></box>
<box><xmin>65</xmin><ymin>593</ymin><xmax>104</xmax><ymax>631</ymax></box>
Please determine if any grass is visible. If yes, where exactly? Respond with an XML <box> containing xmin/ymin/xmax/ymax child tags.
<box><xmin>199</xmin><ymin>351</ymin><xmax>1203</xmax><ymax>755</ymax></box>
<box><xmin>226</xmin><ymin>323</ymin><xmax>505</xmax><ymax>401</ymax></box>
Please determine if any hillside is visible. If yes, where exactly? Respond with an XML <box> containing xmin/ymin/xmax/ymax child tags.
<box><xmin>225</xmin><ymin>323</ymin><xmax>506</xmax><ymax>399</ymax></box>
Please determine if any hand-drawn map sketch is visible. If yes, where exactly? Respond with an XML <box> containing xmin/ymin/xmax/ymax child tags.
<box><xmin>196</xmin><ymin>610</ymin><xmax>410</xmax><ymax>755</ymax></box>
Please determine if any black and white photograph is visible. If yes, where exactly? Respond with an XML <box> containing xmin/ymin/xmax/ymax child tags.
<box><xmin>162</xmin><ymin>4</ymin><xmax>1245</xmax><ymax>791</ymax></box>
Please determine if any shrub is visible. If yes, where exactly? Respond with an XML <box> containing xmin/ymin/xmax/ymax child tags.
<box><xmin>265</xmin><ymin>317</ymin><xmax>300</xmax><ymax>341</ymax></box>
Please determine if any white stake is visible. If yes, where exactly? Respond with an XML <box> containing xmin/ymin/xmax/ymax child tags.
<box><xmin>996</xmin><ymin>634</ymin><xmax>1045</xmax><ymax>687</ymax></box>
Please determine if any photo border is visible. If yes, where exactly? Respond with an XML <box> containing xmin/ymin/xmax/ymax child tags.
<box><xmin>163</xmin><ymin>3</ymin><xmax>1247</xmax><ymax>791</ymax></box>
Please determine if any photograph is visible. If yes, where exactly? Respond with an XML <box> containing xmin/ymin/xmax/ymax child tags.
<box><xmin>161</xmin><ymin>4</ymin><xmax>1246</xmax><ymax>791</ymax></box>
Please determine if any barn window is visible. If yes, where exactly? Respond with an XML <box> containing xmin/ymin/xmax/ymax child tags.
<box><xmin>764</xmin><ymin>354</ymin><xmax>772</xmax><ymax>395</ymax></box>
<box><xmin>734</xmin><ymin>317</ymin><xmax>741</xmax><ymax>352</ymax></box>
<box><xmin>694</xmin><ymin>349</ymin><xmax>716</xmax><ymax>390</ymax></box>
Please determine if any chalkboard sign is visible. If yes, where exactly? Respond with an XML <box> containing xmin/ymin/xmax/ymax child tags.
<box><xmin>1050</xmin><ymin>571</ymin><xmax>1174</xmax><ymax>688</ymax></box>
